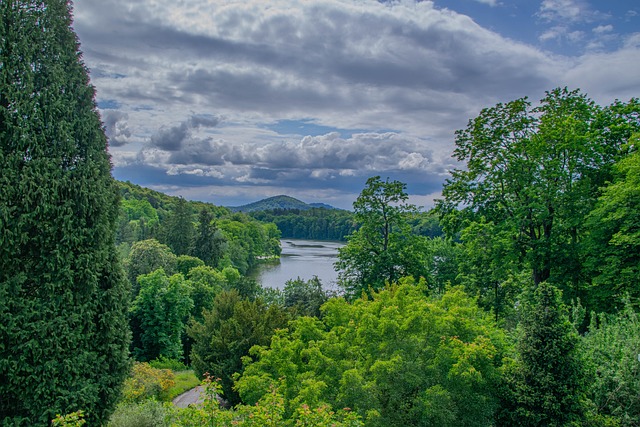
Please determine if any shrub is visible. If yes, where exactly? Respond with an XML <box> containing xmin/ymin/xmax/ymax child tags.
<box><xmin>122</xmin><ymin>363</ymin><xmax>175</xmax><ymax>403</ymax></box>
<box><xmin>107</xmin><ymin>401</ymin><xmax>167</xmax><ymax>427</ymax></box>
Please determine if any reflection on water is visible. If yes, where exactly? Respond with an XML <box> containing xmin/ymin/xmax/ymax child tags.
<box><xmin>252</xmin><ymin>239</ymin><xmax>344</xmax><ymax>290</ymax></box>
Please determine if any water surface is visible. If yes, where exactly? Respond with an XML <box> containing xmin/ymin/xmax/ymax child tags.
<box><xmin>252</xmin><ymin>239</ymin><xmax>343</xmax><ymax>290</ymax></box>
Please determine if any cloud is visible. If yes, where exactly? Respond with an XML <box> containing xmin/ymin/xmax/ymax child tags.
<box><xmin>149</xmin><ymin>114</ymin><xmax>221</xmax><ymax>151</ymax></box>
<box><xmin>537</xmin><ymin>0</ymin><xmax>592</xmax><ymax>23</ymax></box>
<box><xmin>472</xmin><ymin>0</ymin><xmax>498</xmax><ymax>6</ymax></box>
<box><xmin>71</xmin><ymin>0</ymin><xmax>640</xmax><ymax>207</ymax></box>
<box><xmin>102</xmin><ymin>110</ymin><xmax>132</xmax><ymax>147</ymax></box>
<box><xmin>593</xmin><ymin>24</ymin><xmax>613</xmax><ymax>34</ymax></box>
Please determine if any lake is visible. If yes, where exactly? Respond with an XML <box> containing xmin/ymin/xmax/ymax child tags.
<box><xmin>251</xmin><ymin>239</ymin><xmax>344</xmax><ymax>290</ymax></box>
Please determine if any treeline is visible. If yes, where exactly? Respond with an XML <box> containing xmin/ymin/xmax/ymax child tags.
<box><xmin>249</xmin><ymin>206</ymin><xmax>443</xmax><ymax>242</ymax></box>
<box><xmin>250</xmin><ymin>207</ymin><xmax>356</xmax><ymax>241</ymax></box>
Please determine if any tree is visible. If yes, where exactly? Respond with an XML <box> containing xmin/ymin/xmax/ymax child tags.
<box><xmin>193</xmin><ymin>208</ymin><xmax>226</xmax><ymax>268</ymax></box>
<box><xmin>583</xmin><ymin>141</ymin><xmax>640</xmax><ymax>311</ymax></box>
<box><xmin>335</xmin><ymin>176</ymin><xmax>426</xmax><ymax>297</ymax></box>
<box><xmin>126</xmin><ymin>238</ymin><xmax>177</xmax><ymax>295</ymax></box>
<box><xmin>130</xmin><ymin>269</ymin><xmax>194</xmax><ymax>362</ymax></box>
<box><xmin>439</xmin><ymin>88</ymin><xmax>639</xmax><ymax>299</ymax></box>
<box><xmin>189</xmin><ymin>290</ymin><xmax>290</xmax><ymax>406</ymax></box>
<box><xmin>237</xmin><ymin>280</ymin><xmax>508</xmax><ymax>427</ymax></box>
<box><xmin>582</xmin><ymin>298</ymin><xmax>640</xmax><ymax>426</ymax></box>
<box><xmin>0</xmin><ymin>1</ymin><xmax>130</xmax><ymax>424</ymax></box>
<box><xmin>163</xmin><ymin>197</ymin><xmax>194</xmax><ymax>256</ymax></box>
<box><xmin>497</xmin><ymin>283</ymin><xmax>586</xmax><ymax>426</ymax></box>
<box><xmin>282</xmin><ymin>276</ymin><xmax>329</xmax><ymax>318</ymax></box>
<box><xmin>176</xmin><ymin>254</ymin><xmax>205</xmax><ymax>277</ymax></box>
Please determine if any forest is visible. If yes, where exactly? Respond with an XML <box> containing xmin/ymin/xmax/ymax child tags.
<box><xmin>1</xmin><ymin>2</ymin><xmax>640</xmax><ymax>427</ymax></box>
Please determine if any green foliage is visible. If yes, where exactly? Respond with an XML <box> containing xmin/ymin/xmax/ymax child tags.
<box><xmin>107</xmin><ymin>400</ymin><xmax>167</xmax><ymax>427</ymax></box>
<box><xmin>163</xmin><ymin>197</ymin><xmax>195</xmax><ymax>256</ymax></box>
<box><xmin>148</xmin><ymin>357</ymin><xmax>188</xmax><ymax>372</ymax></box>
<box><xmin>0</xmin><ymin>1</ymin><xmax>130</xmax><ymax>424</ymax></box>
<box><xmin>237</xmin><ymin>281</ymin><xmax>508</xmax><ymax>426</ymax></box>
<box><xmin>336</xmin><ymin>176</ymin><xmax>429</xmax><ymax>298</ymax></box>
<box><xmin>189</xmin><ymin>290</ymin><xmax>291</xmax><ymax>405</ymax></box>
<box><xmin>122</xmin><ymin>362</ymin><xmax>175</xmax><ymax>403</ymax></box>
<box><xmin>439</xmin><ymin>89</ymin><xmax>640</xmax><ymax>302</ymax></box>
<box><xmin>497</xmin><ymin>283</ymin><xmax>587</xmax><ymax>426</ymax></box>
<box><xmin>582</xmin><ymin>299</ymin><xmax>640</xmax><ymax>426</ymax></box>
<box><xmin>283</xmin><ymin>276</ymin><xmax>331</xmax><ymax>318</ymax></box>
<box><xmin>583</xmin><ymin>143</ymin><xmax>640</xmax><ymax>311</ymax></box>
<box><xmin>165</xmin><ymin>375</ymin><xmax>364</xmax><ymax>427</ymax></box>
<box><xmin>51</xmin><ymin>411</ymin><xmax>86</xmax><ymax>427</ymax></box>
<box><xmin>131</xmin><ymin>270</ymin><xmax>194</xmax><ymax>361</ymax></box>
<box><xmin>175</xmin><ymin>254</ymin><xmax>205</xmax><ymax>277</ymax></box>
<box><xmin>193</xmin><ymin>208</ymin><xmax>227</xmax><ymax>268</ymax></box>
<box><xmin>251</xmin><ymin>207</ymin><xmax>356</xmax><ymax>241</ymax></box>
<box><xmin>126</xmin><ymin>239</ymin><xmax>177</xmax><ymax>295</ymax></box>
<box><xmin>116</xmin><ymin>199</ymin><xmax>160</xmax><ymax>245</ymax></box>
<box><xmin>218</xmin><ymin>213</ymin><xmax>282</xmax><ymax>274</ymax></box>
<box><xmin>456</xmin><ymin>220</ymin><xmax>525</xmax><ymax>322</ymax></box>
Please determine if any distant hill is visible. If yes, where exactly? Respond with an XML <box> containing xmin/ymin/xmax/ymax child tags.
<box><xmin>230</xmin><ymin>195</ymin><xmax>338</xmax><ymax>213</ymax></box>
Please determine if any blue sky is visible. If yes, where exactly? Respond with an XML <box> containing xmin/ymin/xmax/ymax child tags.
<box><xmin>72</xmin><ymin>0</ymin><xmax>640</xmax><ymax>209</ymax></box>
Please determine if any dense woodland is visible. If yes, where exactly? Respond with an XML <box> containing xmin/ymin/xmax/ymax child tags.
<box><xmin>2</xmin><ymin>2</ymin><xmax>640</xmax><ymax>427</ymax></box>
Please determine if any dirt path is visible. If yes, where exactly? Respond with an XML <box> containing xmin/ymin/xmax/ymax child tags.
<box><xmin>172</xmin><ymin>385</ymin><xmax>205</xmax><ymax>408</ymax></box>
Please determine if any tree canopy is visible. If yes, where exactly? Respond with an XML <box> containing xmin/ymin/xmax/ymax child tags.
<box><xmin>438</xmin><ymin>88</ymin><xmax>640</xmax><ymax>308</ymax></box>
<box><xmin>237</xmin><ymin>281</ymin><xmax>508</xmax><ymax>427</ymax></box>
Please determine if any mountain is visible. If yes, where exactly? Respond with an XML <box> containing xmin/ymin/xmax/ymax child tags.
<box><xmin>230</xmin><ymin>195</ymin><xmax>337</xmax><ymax>212</ymax></box>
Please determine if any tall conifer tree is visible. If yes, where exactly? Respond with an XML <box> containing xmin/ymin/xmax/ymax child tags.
<box><xmin>497</xmin><ymin>283</ymin><xmax>586</xmax><ymax>426</ymax></box>
<box><xmin>0</xmin><ymin>1</ymin><xmax>130</xmax><ymax>425</ymax></box>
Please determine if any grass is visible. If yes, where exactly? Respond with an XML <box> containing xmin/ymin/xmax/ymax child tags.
<box><xmin>164</xmin><ymin>370</ymin><xmax>201</xmax><ymax>402</ymax></box>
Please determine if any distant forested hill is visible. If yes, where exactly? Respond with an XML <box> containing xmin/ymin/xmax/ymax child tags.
<box><xmin>230</xmin><ymin>195</ymin><xmax>337</xmax><ymax>212</ymax></box>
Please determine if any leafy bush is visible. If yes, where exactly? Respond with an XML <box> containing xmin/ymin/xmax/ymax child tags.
<box><xmin>583</xmin><ymin>299</ymin><xmax>640</xmax><ymax>426</ymax></box>
<box><xmin>149</xmin><ymin>356</ymin><xmax>188</xmax><ymax>371</ymax></box>
<box><xmin>51</xmin><ymin>411</ymin><xmax>86</xmax><ymax>427</ymax></box>
<box><xmin>107</xmin><ymin>400</ymin><xmax>167</xmax><ymax>427</ymax></box>
<box><xmin>122</xmin><ymin>363</ymin><xmax>175</xmax><ymax>403</ymax></box>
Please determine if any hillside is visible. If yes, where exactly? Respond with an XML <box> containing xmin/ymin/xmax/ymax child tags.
<box><xmin>230</xmin><ymin>195</ymin><xmax>337</xmax><ymax>213</ymax></box>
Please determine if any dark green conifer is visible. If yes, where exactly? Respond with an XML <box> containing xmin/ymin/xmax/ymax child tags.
<box><xmin>0</xmin><ymin>1</ymin><xmax>130</xmax><ymax>425</ymax></box>
<box><xmin>497</xmin><ymin>283</ymin><xmax>586</xmax><ymax>426</ymax></box>
<box><xmin>193</xmin><ymin>208</ymin><xmax>226</xmax><ymax>267</ymax></box>
<box><xmin>163</xmin><ymin>197</ymin><xmax>194</xmax><ymax>256</ymax></box>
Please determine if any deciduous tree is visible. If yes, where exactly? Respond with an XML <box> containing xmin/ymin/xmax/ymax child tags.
<box><xmin>130</xmin><ymin>269</ymin><xmax>194</xmax><ymax>362</ymax></box>
<box><xmin>336</xmin><ymin>176</ymin><xmax>427</xmax><ymax>297</ymax></box>
<box><xmin>439</xmin><ymin>89</ymin><xmax>640</xmax><ymax>304</ymax></box>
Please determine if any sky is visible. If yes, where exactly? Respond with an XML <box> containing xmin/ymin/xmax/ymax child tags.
<box><xmin>72</xmin><ymin>0</ymin><xmax>640</xmax><ymax>210</ymax></box>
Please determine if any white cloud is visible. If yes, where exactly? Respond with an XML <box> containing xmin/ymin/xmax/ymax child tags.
<box><xmin>593</xmin><ymin>24</ymin><xmax>613</xmax><ymax>34</ymax></box>
<box><xmin>472</xmin><ymin>0</ymin><xmax>498</xmax><ymax>6</ymax></box>
<box><xmin>538</xmin><ymin>0</ymin><xmax>591</xmax><ymax>23</ymax></box>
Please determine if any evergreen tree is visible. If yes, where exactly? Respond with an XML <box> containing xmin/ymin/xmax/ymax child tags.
<box><xmin>0</xmin><ymin>1</ymin><xmax>130</xmax><ymax>424</ymax></box>
<box><xmin>163</xmin><ymin>197</ymin><xmax>195</xmax><ymax>256</ymax></box>
<box><xmin>193</xmin><ymin>207</ymin><xmax>226</xmax><ymax>268</ymax></box>
<box><xmin>497</xmin><ymin>283</ymin><xmax>586</xmax><ymax>426</ymax></box>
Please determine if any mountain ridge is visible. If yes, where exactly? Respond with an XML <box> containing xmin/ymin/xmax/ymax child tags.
<box><xmin>230</xmin><ymin>195</ymin><xmax>338</xmax><ymax>213</ymax></box>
